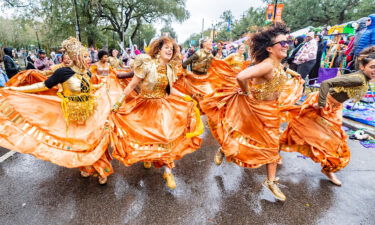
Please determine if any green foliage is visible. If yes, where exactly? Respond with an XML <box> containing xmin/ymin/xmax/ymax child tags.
<box><xmin>281</xmin><ymin>0</ymin><xmax>375</xmax><ymax>30</ymax></box>
<box><xmin>184</xmin><ymin>7</ymin><xmax>266</xmax><ymax>45</ymax></box>
<box><xmin>132</xmin><ymin>24</ymin><xmax>157</xmax><ymax>48</ymax></box>
<box><xmin>0</xmin><ymin>17</ymin><xmax>42</xmax><ymax>49</ymax></box>
<box><xmin>1</xmin><ymin>0</ymin><xmax>189</xmax><ymax>50</ymax></box>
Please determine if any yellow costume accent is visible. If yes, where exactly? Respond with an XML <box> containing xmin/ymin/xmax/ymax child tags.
<box><xmin>224</xmin><ymin>53</ymin><xmax>245</xmax><ymax>72</ymax></box>
<box><xmin>57</xmin><ymin>72</ymin><xmax>96</xmax><ymax>125</ymax></box>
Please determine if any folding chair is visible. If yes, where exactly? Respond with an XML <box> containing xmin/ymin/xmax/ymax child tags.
<box><xmin>306</xmin><ymin>67</ymin><xmax>339</xmax><ymax>92</ymax></box>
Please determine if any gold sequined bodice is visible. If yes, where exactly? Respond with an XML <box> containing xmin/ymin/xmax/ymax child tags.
<box><xmin>333</xmin><ymin>73</ymin><xmax>369</xmax><ymax>102</ymax></box>
<box><xmin>58</xmin><ymin>71</ymin><xmax>95</xmax><ymax>125</ymax></box>
<box><xmin>60</xmin><ymin>73</ymin><xmax>91</xmax><ymax>96</ymax></box>
<box><xmin>139</xmin><ymin>65</ymin><xmax>169</xmax><ymax>98</ymax></box>
<box><xmin>250</xmin><ymin>65</ymin><xmax>287</xmax><ymax>100</ymax></box>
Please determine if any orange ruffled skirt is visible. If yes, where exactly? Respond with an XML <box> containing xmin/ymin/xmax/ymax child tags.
<box><xmin>201</xmin><ymin>74</ymin><xmax>304</xmax><ymax>168</ymax></box>
<box><xmin>208</xmin><ymin>59</ymin><xmax>238</xmax><ymax>89</ymax></box>
<box><xmin>174</xmin><ymin>70</ymin><xmax>213</xmax><ymax>103</ymax></box>
<box><xmin>201</xmin><ymin>89</ymin><xmax>282</xmax><ymax>168</ymax></box>
<box><xmin>0</xmin><ymin>86</ymin><xmax>114</xmax><ymax>178</ymax></box>
<box><xmin>111</xmin><ymin>95</ymin><xmax>202</xmax><ymax>168</ymax></box>
<box><xmin>280</xmin><ymin>92</ymin><xmax>350</xmax><ymax>172</ymax></box>
<box><xmin>6</xmin><ymin>70</ymin><xmax>58</xmax><ymax>95</ymax></box>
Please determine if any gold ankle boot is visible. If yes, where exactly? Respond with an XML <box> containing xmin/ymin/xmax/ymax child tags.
<box><xmin>262</xmin><ymin>178</ymin><xmax>286</xmax><ymax>201</ymax></box>
<box><xmin>98</xmin><ymin>176</ymin><xmax>108</xmax><ymax>185</ymax></box>
<box><xmin>144</xmin><ymin>162</ymin><xmax>152</xmax><ymax>169</ymax></box>
<box><xmin>214</xmin><ymin>148</ymin><xmax>224</xmax><ymax>165</ymax></box>
<box><xmin>80</xmin><ymin>171</ymin><xmax>91</xmax><ymax>178</ymax></box>
<box><xmin>163</xmin><ymin>172</ymin><xmax>176</xmax><ymax>189</ymax></box>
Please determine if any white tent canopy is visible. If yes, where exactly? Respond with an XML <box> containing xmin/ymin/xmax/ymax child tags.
<box><xmin>290</xmin><ymin>26</ymin><xmax>314</xmax><ymax>37</ymax></box>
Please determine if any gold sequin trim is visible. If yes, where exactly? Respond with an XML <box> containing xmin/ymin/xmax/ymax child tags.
<box><xmin>250</xmin><ymin>65</ymin><xmax>287</xmax><ymax>100</ymax></box>
<box><xmin>332</xmin><ymin>74</ymin><xmax>369</xmax><ymax>102</ymax></box>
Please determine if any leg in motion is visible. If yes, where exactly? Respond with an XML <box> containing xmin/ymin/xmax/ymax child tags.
<box><xmin>262</xmin><ymin>162</ymin><xmax>286</xmax><ymax>201</ymax></box>
<box><xmin>163</xmin><ymin>166</ymin><xmax>176</xmax><ymax>189</ymax></box>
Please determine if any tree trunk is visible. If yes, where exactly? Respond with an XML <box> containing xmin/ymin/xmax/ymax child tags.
<box><xmin>130</xmin><ymin>18</ymin><xmax>142</xmax><ymax>42</ymax></box>
<box><xmin>338</xmin><ymin>10</ymin><xmax>346</xmax><ymax>24</ymax></box>
<box><xmin>87</xmin><ymin>36</ymin><xmax>95</xmax><ymax>47</ymax></box>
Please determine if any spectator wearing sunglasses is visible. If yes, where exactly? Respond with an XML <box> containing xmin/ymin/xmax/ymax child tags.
<box><xmin>293</xmin><ymin>32</ymin><xmax>318</xmax><ymax>79</ymax></box>
<box><xmin>354</xmin><ymin>14</ymin><xmax>375</xmax><ymax>57</ymax></box>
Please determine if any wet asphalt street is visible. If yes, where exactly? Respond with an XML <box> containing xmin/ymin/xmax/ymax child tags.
<box><xmin>1</xmin><ymin>123</ymin><xmax>374</xmax><ymax>225</ymax></box>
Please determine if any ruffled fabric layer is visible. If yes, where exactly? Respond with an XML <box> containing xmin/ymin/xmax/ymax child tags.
<box><xmin>280</xmin><ymin>92</ymin><xmax>350</xmax><ymax>172</ymax></box>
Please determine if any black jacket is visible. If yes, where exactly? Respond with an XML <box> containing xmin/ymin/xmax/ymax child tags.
<box><xmin>3</xmin><ymin>48</ymin><xmax>20</xmax><ymax>78</ymax></box>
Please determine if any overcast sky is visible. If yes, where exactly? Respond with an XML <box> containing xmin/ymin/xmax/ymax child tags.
<box><xmin>165</xmin><ymin>0</ymin><xmax>266</xmax><ymax>42</ymax></box>
<box><xmin>1</xmin><ymin>0</ymin><xmax>266</xmax><ymax>43</ymax></box>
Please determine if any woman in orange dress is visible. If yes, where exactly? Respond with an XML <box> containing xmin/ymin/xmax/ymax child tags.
<box><xmin>224</xmin><ymin>43</ymin><xmax>246</xmax><ymax>73</ymax></box>
<box><xmin>111</xmin><ymin>37</ymin><xmax>203</xmax><ymax>190</ymax></box>
<box><xmin>0</xmin><ymin>37</ymin><xmax>113</xmax><ymax>185</ymax></box>
<box><xmin>174</xmin><ymin>38</ymin><xmax>214</xmax><ymax>104</ymax></box>
<box><xmin>280</xmin><ymin>46</ymin><xmax>375</xmax><ymax>186</ymax></box>
<box><xmin>108</xmin><ymin>48</ymin><xmax>124</xmax><ymax>70</ymax></box>
<box><xmin>90</xmin><ymin>50</ymin><xmax>114</xmax><ymax>77</ymax></box>
<box><xmin>207</xmin><ymin>43</ymin><xmax>253</xmax><ymax>90</ymax></box>
<box><xmin>201</xmin><ymin>24</ymin><xmax>301</xmax><ymax>201</ymax></box>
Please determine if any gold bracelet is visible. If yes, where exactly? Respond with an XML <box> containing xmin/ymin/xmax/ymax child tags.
<box><xmin>112</xmin><ymin>93</ymin><xmax>126</xmax><ymax>111</ymax></box>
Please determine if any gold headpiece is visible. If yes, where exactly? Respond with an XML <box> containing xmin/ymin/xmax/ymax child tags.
<box><xmin>61</xmin><ymin>37</ymin><xmax>85</xmax><ymax>58</ymax></box>
<box><xmin>61</xmin><ymin>37</ymin><xmax>88</xmax><ymax>69</ymax></box>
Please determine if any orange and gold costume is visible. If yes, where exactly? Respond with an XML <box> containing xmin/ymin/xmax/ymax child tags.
<box><xmin>108</xmin><ymin>56</ymin><xmax>123</xmax><ymax>69</ymax></box>
<box><xmin>0</xmin><ymin>38</ymin><xmax>116</xmax><ymax>179</ymax></box>
<box><xmin>280</xmin><ymin>71</ymin><xmax>370</xmax><ymax>172</ymax></box>
<box><xmin>175</xmin><ymin>49</ymin><xmax>214</xmax><ymax>104</ymax></box>
<box><xmin>0</xmin><ymin>74</ymin><xmax>113</xmax><ymax>178</ymax></box>
<box><xmin>224</xmin><ymin>52</ymin><xmax>247</xmax><ymax>73</ymax></box>
<box><xmin>90</xmin><ymin>62</ymin><xmax>116</xmax><ymax>79</ymax></box>
<box><xmin>280</xmin><ymin>92</ymin><xmax>350</xmax><ymax>172</ymax></box>
<box><xmin>201</xmin><ymin>65</ymin><xmax>303</xmax><ymax>168</ymax></box>
<box><xmin>111</xmin><ymin>54</ymin><xmax>203</xmax><ymax>168</ymax></box>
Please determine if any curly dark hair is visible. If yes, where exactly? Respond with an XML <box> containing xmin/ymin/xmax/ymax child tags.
<box><xmin>98</xmin><ymin>50</ymin><xmax>108</xmax><ymax>60</ymax></box>
<box><xmin>249</xmin><ymin>23</ymin><xmax>290</xmax><ymax>64</ymax></box>
<box><xmin>358</xmin><ymin>46</ymin><xmax>375</xmax><ymax>67</ymax></box>
<box><xmin>147</xmin><ymin>36</ymin><xmax>179</xmax><ymax>62</ymax></box>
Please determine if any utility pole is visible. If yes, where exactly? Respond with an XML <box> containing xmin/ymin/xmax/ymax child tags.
<box><xmin>72</xmin><ymin>0</ymin><xmax>81</xmax><ymax>41</ymax></box>
<box><xmin>273</xmin><ymin>0</ymin><xmax>278</xmax><ymax>25</ymax></box>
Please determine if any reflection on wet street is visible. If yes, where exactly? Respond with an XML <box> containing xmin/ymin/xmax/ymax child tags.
<box><xmin>1</xmin><ymin>123</ymin><xmax>374</xmax><ymax>225</ymax></box>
